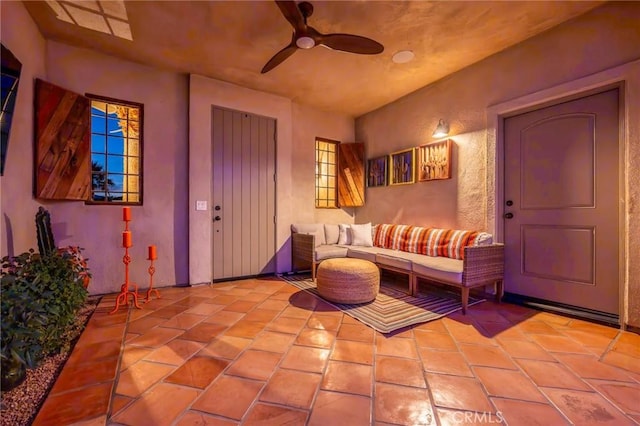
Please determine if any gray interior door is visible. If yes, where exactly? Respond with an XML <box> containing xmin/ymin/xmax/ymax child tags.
<box><xmin>211</xmin><ymin>107</ymin><xmax>276</xmax><ymax>281</ymax></box>
<box><xmin>503</xmin><ymin>88</ymin><xmax>620</xmax><ymax>314</ymax></box>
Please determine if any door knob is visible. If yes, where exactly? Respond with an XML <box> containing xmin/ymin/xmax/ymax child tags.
<box><xmin>506</xmin><ymin>200</ymin><xmax>513</xmax><ymax>206</ymax></box>
<box><xmin>214</xmin><ymin>216</ymin><xmax>221</xmax><ymax>221</ymax></box>
<box><xmin>214</xmin><ymin>205</ymin><xmax>221</xmax><ymax>211</ymax></box>
<box><xmin>504</xmin><ymin>212</ymin><xmax>514</xmax><ymax>219</ymax></box>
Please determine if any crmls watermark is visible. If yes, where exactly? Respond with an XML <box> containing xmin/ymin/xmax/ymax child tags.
<box><xmin>452</xmin><ymin>411</ymin><xmax>505</xmax><ymax>424</ymax></box>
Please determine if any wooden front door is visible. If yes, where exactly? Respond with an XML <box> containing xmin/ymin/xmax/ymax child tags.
<box><xmin>211</xmin><ymin>107</ymin><xmax>276</xmax><ymax>281</ymax></box>
<box><xmin>504</xmin><ymin>88</ymin><xmax>620</xmax><ymax>315</ymax></box>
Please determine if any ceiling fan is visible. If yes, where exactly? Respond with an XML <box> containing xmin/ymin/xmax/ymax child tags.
<box><xmin>261</xmin><ymin>0</ymin><xmax>384</xmax><ymax>74</ymax></box>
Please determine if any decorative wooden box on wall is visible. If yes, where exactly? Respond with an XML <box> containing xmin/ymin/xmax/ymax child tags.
<box><xmin>34</xmin><ymin>79</ymin><xmax>91</xmax><ymax>200</ymax></box>
<box><xmin>338</xmin><ymin>142</ymin><xmax>365</xmax><ymax>207</ymax></box>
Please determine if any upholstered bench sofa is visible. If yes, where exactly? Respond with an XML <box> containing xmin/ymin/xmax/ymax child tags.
<box><xmin>291</xmin><ymin>223</ymin><xmax>504</xmax><ymax>313</ymax></box>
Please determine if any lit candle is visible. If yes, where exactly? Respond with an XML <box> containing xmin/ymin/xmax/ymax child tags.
<box><xmin>148</xmin><ymin>245</ymin><xmax>157</xmax><ymax>260</ymax></box>
<box><xmin>122</xmin><ymin>231</ymin><xmax>132</xmax><ymax>248</ymax></box>
<box><xmin>123</xmin><ymin>207</ymin><xmax>131</xmax><ymax>222</ymax></box>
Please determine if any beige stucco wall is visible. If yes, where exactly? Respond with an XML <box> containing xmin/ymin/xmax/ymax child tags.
<box><xmin>44</xmin><ymin>42</ymin><xmax>190</xmax><ymax>295</ymax></box>
<box><xmin>1</xmin><ymin>1</ymin><xmax>190</xmax><ymax>295</ymax></box>
<box><xmin>1</xmin><ymin>2</ymin><xmax>356</xmax><ymax>293</ymax></box>
<box><xmin>188</xmin><ymin>76</ymin><xmax>356</xmax><ymax>284</ymax></box>
<box><xmin>291</xmin><ymin>103</ymin><xmax>356</xmax><ymax>225</ymax></box>
<box><xmin>0</xmin><ymin>1</ymin><xmax>47</xmax><ymax>258</ymax></box>
<box><xmin>188</xmin><ymin>75</ymin><xmax>292</xmax><ymax>284</ymax></box>
<box><xmin>355</xmin><ymin>2</ymin><xmax>640</xmax><ymax>327</ymax></box>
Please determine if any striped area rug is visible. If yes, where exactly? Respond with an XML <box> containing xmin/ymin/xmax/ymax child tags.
<box><xmin>282</xmin><ymin>274</ymin><xmax>483</xmax><ymax>334</ymax></box>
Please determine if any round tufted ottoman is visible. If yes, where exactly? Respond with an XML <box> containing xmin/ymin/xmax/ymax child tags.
<box><xmin>316</xmin><ymin>258</ymin><xmax>380</xmax><ymax>304</ymax></box>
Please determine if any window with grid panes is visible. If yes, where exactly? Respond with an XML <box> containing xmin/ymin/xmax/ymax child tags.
<box><xmin>1</xmin><ymin>44</ymin><xmax>21</xmax><ymax>176</ymax></box>
<box><xmin>315</xmin><ymin>138</ymin><xmax>339</xmax><ymax>208</ymax></box>
<box><xmin>88</xmin><ymin>95</ymin><xmax>142</xmax><ymax>204</ymax></box>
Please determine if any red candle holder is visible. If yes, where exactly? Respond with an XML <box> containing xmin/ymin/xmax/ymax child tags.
<box><xmin>145</xmin><ymin>245</ymin><xmax>160</xmax><ymax>303</ymax></box>
<box><xmin>110</xmin><ymin>211</ymin><xmax>142</xmax><ymax>314</ymax></box>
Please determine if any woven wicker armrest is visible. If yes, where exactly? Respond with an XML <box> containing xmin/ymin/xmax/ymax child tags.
<box><xmin>291</xmin><ymin>232</ymin><xmax>315</xmax><ymax>273</ymax></box>
<box><xmin>462</xmin><ymin>244</ymin><xmax>504</xmax><ymax>288</ymax></box>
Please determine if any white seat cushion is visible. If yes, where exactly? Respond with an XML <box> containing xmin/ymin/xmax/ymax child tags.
<box><xmin>376</xmin><ymin>252</ymin><xmax>412</xmax><ymax>271</ymax></box>
<box><xmin>347</xmin><ymin>246</ymin><xmax>378</xmax><ymax>262</ymax></box>
<box><xmin>315</xmin><ymin>245</ymin><xmax>349</xmax><ymax>261</ymax></box>
<box><xmin>406</xmin><ymin>252</ymin><xmax>463</xmax><ymax>285</ymax></box>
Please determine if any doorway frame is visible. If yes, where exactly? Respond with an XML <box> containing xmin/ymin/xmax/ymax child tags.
<box><xmin>188</xmin><ymin>74</ymin><xmax>295</xmax><ymax>286</ymax></box>
<box><xmin>210</xmin><ymin>105</ymin><xmax>278</xmax><ymax>281</ymax></box>
<box><xmin>486</xmin><ymin>59</ymin><xmax>640</xmax><ymax>329</ymax></box>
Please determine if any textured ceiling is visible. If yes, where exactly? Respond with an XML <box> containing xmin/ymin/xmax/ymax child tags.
<box><xmin>23</xmin><ymin>1</ymin><xmax>602</xmax><ymax>117</ymax></box>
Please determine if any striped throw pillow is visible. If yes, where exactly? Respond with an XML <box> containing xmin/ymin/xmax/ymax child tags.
<box><xmin>373</xmin><ymin>224</ymin><xmax>416</xmax><ymax>250</ymax></box>
<box><xmin>426</xmin><ymin>229</ymin><xmax>479</xmax><ymax>260</ymax></box>
<box><xmin>373</xmin><ymin>224</ymin><xmax>396</xmax><ymax>248</ymax></box>
<box><xmin>374</xmin><ymin>224</ymin><xmax>483</xmax><ymax>259</ymax></box>
<box><xmin>400</xmin><ymin>226</ymin><xmax>431</xmax><ymax>254</ymax></box>
<box><xmin>389</xmin><ymin>225</ymin><xmax>410</xmax><ymax>250</ymax></box>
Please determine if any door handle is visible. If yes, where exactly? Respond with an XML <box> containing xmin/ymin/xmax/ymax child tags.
<box><xmin>504</xmin><ymin>212</ymin><xmax>514</xmax><ymax>219</ymax></box>
<box><xmin>214</xmin><ymin>216</ymin><xmax>221</xmax><ymax>221</ymax></box>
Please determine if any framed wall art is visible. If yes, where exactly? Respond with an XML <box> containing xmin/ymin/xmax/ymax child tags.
<box><xmin>389</xmin><ymin>148</ymin><xmax>414</xmax><ymax>185</ymax></box>
<box><xmin>367</xmin><ymin>155</ymin><xmax>387</xmax><ymax>187</ymax></box>
<box><xmin>417</xmin><ymin>139</ymin><xmax>452</xmax><ymax>181</ymax></box>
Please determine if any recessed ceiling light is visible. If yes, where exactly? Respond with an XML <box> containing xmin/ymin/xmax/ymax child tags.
<box><xmin>392</xmin><ymin>50</ymin><xmax>415</xmax><ymax>64</ymax></box>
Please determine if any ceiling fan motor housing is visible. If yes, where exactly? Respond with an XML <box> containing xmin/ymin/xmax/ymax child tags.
<box><xmin>296</xmin><ymin>36</ymin><xmax>315</xmax><ymax>49</ymax></box>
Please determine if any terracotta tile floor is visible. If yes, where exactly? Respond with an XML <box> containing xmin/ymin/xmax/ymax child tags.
<box><xmin>33</xmin><ymin>277</ymin><xmax>640</xmax><ymax>425</ymax></box>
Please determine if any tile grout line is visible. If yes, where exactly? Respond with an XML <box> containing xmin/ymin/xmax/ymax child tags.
<box><xmin>412</xmin><ymin>323</ymin><xmax>442</xmax><ymax>425</ymax></box>
<box><xmin>444</xmin><ymin>312</ymin><xmax>502</xmax><ymax>421</ymax></box>
<box><xmin>185</xmin><ymin>282</ymin><xmax>278</xmax><ymax>424</ymax></box>
<box><xmin>52</xmin><ymin>279</ymin><xmax>640</xmax><ymax>426</ymax></box>
<box><xmin>240</xmin><ymin>282</ymin><xmax>315</xmax><ymax>424</ymax></box>
<box><xmin>105</xmin><ymin>301</ymin><xmax>134</xmax><ymax>423</ymax></box>
<box><xmin>301</xmin><ymin>289</ymin><xmax>348</xmax><ymax>426</ymax></box>
<box><xmin>499</xmin><ymin>314</ymin><xmax>580</xmax><ymax>423</ymax></box>
<box><xmin>168</xmin><ymin>279</ymin><xmax>309</xmax><ymax>424</ymax></box>
<box><xmin>114</xmin><ymin>291</ymin><xmax>219</xmax><ymax>423</ymax></box>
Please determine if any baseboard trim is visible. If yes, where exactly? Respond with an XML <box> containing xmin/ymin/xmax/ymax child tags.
<box><xmin>624</xmin><ymin>324</ymin><xmax>640</xmax><ymax>335</ymax></box>
<box><xmin>211</xmin><ymin>272</ymin><xmax>275</xmax><ymax>284</ymax></box>
<box><xmin>503</xmin><ymin>292</ymin><xmax>620</xmax><ymax>328</ymax></box>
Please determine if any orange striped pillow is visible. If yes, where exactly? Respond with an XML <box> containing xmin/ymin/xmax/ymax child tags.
<box><xmin>374</xmin><ymin>224</ymin><xmax>418</xmax><ymax>250</ymax></box>
<box><xmin>375</xmin><ymin>225</ymin><xmax>480</xmax><ymax>259</ymax></box>
<box><xmin>373</xmin><ymin>224</ymin><xmax>396</xmax><ymax>248</ymax></box>
<box><xmin>400</xmin><ymin>226</ymin><xmax>431</xmax><ymax>254</ymax></box>
<box><xmin>373</xmin><ymin>224</ymin><xmax>406</xmax><ymax>248</ymax></box>
<box><xmin>426</xmin><ymin>229</ymin><xmax>479</xmax><ymax>259</ymax></box>
<box><xmin>425</xmin><ymin>228</ymin><xmax>444</xmax><ymax>257</ymax></box>
<box><xmin>389</xmin><ymin>225</ymin><xmax>410</xmax><ymax>250</ymax></box>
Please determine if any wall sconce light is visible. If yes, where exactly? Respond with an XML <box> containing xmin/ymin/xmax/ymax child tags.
<box><xmin>432</xmin><ymin>119</ymin><xmax>449</xmax><ymax>138</ymax></box>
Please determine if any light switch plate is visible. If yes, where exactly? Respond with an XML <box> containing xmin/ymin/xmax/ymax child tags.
<box><xmin>196</xmin><ymin>200</ymin><xmax>207</xmax><ymax>211</ymax></box>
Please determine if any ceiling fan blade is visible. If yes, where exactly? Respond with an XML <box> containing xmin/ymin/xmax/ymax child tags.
<box><xmin>319</xmin><ymin>33</ymin><xmax>384</xmax><ymax>55</ymax></box>
<box><xmin>261</xmin><ymin>43</ymin><xmax>298</xmax><ymax>74</ymax></box>
<box><xmin>261</xmin><ymin>1</ymin><xmax>384</xmax><ymax>74</ymax></box>
<box><xmin>275</xmin><ymin>0</ymin><xmax>305</xmax><ymax>32</ymax></box>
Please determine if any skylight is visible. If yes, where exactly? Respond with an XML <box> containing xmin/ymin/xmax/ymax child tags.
<box><xmin>46</xmin><ymin>0</ymin><xmax>132</xmax><ymax>41</ymax></box>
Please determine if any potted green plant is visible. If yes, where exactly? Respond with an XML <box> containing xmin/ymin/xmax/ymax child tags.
<box><xmin>1</xmin><ymin>248</ymin><xmax>89</xmax><ymax>390</ymax></box>
<box><xmin>1</xmin><ymin>252</ymin><xmax>47</xmax><ymax>390</ymax></box>
<box><xmin>58</xmin><ymin>246</ymin><xmax>92</xmax><ymax>289</ymax></box>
